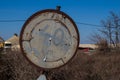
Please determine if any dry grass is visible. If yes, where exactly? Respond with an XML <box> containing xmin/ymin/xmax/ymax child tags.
<box><xmin>47</xmin><ymin>50</ymin><xmax>120</xmax><ymax>80</ymax></box>
<box><xmin>0</xmin><ymin>50</ymin><xmax>120</xmax><ymax>80</ymax></box>
<box><xmin>0</xmin><ymin>50</ymin><xmax>40</xmax><ymax>80</ymax></box>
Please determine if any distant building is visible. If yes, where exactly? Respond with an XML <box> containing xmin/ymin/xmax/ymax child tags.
<box><xmin>79</xmin><ymin>44</ymin><xmax>98</xmax><ymax>49</ymax></box>
<box><xmin>5</xmin><ymin>34</ymin><xmax>20</xmax><ymax>51</ymax></box>
<box><xmin>4</xmin><ymin>41</ymin><xmax>12</xmax><ymax>51</ymax></box>
<box><xmin>79</xmin><ymin>44</ymin><xmax>98</xmax><ymax>54</ymax></box>
<box><xmin>0</xmin><ymin>37</ymin><xmax>4</xmax><ymax>51</ymax></box>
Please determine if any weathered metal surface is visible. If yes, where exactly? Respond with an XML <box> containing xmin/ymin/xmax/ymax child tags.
<box><xmin>20</xmin><ymin>9</ymin><xmax>79</xmax><ymax>69</ymax></box>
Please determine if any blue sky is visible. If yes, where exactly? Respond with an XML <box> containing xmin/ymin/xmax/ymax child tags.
<box><xmin>0</xmin><ymin>0</ymin><xmax>120</xmax><ymax>44</ymax></box>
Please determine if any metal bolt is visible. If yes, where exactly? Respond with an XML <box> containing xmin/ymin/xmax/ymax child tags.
<box><xmin>56</xmin><ymin>6</ymin><xmax>61</xmax><ymax>11</ymax></box>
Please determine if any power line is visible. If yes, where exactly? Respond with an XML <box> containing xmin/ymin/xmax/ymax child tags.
<box><xmin>76</xmin><ymin>22</ymin><xmax>102</xmax><ymax>27</ymax></box>
<box><xmin>0</xmin><ymin>20</ymin><xmax>25</xmax><ymax>22</ymax></box>
<box><xmin>0</xmin><ymin>19</ymin><xmax>102</xmax><ymax>28</ymax></box>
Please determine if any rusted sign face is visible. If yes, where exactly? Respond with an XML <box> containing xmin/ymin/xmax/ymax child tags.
<box><xmin>20</xmin><ymin>9</ymin><xmax>79</xmax><ymax>69</ymax></box>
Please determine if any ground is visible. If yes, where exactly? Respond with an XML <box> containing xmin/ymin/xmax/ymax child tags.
<box><xmin>0</xmin><ymin>49</ymin><xmax>120</xmax><ymax>80</ymax></box>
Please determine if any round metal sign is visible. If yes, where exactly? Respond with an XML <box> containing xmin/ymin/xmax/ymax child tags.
<box><xmin>20</xmin><ymin>9</ymin><xmax>79</xmax><ymax>69</ymax></box>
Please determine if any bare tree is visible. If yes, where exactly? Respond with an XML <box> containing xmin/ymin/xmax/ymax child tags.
<box><xmin>90</xmin><ymin>12</ymin><xmax>120</xmax><ymax>53</ymax></box>
<box><xmin>100</xmin><ymin>12</ymin><xmax>120</xmax><ymax>48</ymax></box>
<box><xmin>90</xmin><ymin>33</ymin><xmax>110</xmax><ymax>53</ymax></box>
<box><xmin>110</xmin><ymin>12</ymin><xmax>120</xmax><ymax>47</ymax></box>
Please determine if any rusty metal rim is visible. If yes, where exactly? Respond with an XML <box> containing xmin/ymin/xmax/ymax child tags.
<box><xmin>19</xmin><ymin>9</ymin><xmax>80</xmax><ymax>70</ymax></box>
